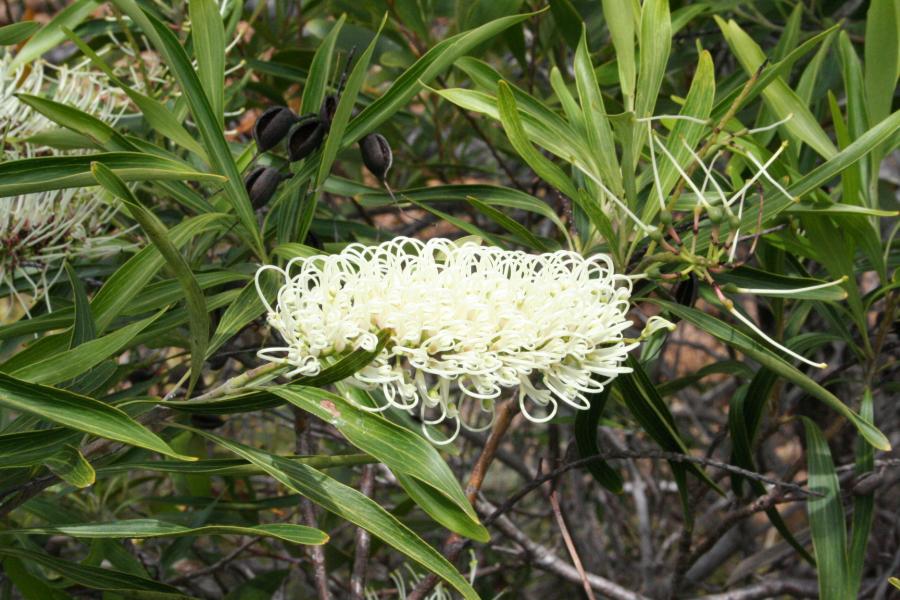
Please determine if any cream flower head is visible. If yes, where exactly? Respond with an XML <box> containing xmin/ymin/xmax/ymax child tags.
<box><xmin>257</xmin><ymin>237</ymin><xmax>636</xmax><ymax>443</ymax></box>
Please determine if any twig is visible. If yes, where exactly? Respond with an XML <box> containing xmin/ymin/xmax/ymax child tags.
<box><xmin>478</xmin><ymin>497</ymin><xmax>650</xmax><ymax>600</ymax></box>
<box><xmin>693</xmin><ymin>578</ymin><xmax>819</xmax><ymax>599</ymax></box>
<box><xmin>549</xmin><ymin>489</ymin><xmax>597</xmax><ymax>600</ymax></box>
<box><xmin>294</xmin><ymin>408</ymin><xmax>330</xmax><ymax>600</ymax></box>
<box><xmin>406</xmin><ymin>400</ymin><xmax>517</xmax><ymax>600</ymax></box>
<box><xmin>166</xmin><ymin>536</ymin><xmax>261</xmax><ymax>585</ymax></box>
<box><xmin>349</xmin><ymin>464</ymin><xmax>376</xmax><ymax>600</ymax></box>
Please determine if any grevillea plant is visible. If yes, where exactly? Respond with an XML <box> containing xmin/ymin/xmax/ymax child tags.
<box><xmin>0</xmin><ymin>2</ymin><xmax>896</xmax><ymax>600</ymax></box>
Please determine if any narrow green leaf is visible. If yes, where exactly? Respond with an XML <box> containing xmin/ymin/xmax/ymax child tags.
<box><xmin>864</xmin><ymin>0</ymin><xmax>900</xmax><ymax>126</ymax></box>
<box><xmin>110</xmin><ymin>0</ymin><xmax>265</xmax><ymax>259</ymax></box>
<box><xmin>10</xmin><ymin>0</ymin><xmax>98</xmax><ymax>68</ymax></box>
<box><xmin>44</xmin><ymin>445</ymin><xmax>95</xmax><ymax>488</ymax></box>
<box><xmin>10</xmin><ymin>311</ymin><xmax>162</xmax><ymax>386</ymax></box>
<box><xmin>651</xmin><ymin>299</ymin><xmax>890</xmax><ymax>451</ymax></box>
<box><xmin>91</xmin><ymin>213</ymin><xmax>232</xmax><ymax>332</ymax></box>
<box><xmin>300</xmin><ymin>15</ymin><xmax>345</xmax><ymax>114</ymax></box>
<box><xmin>4</xmin><ymin>519</ymin><xmax>327</xmax><ymax>546</ymax></box>
<box><xmin>92</xmin><ymin>162</ymin><xmax>209</xmax><ymax>392</ymax></box>
<box><xmin>64</xmin><ymin>263</ymin><xmax>95</xmax><ymax>348</ymax></box>
<box><xmin>273</xmin><ymin>386</ymin><xmax>487</xmax><ymax>541</ymax></box>
<box><xmin>0</xmin><ymin>373</ymin><xmax>195</xmax><ymax>461</ymax></box>
<box><xmin>574</xmin><ymin>387</ymin><xmax>624</xmax><ymax>492</ymax></box>
<box><xmin>0</xmin><ymin>21</ymin><xmax>41</xmax><ymax>46</ymax></box>
<box><xmin>0</xmin><ymin>153</ymin><xmax>224</xmax><ymax>197</ymax></box>
<box><xmin>0</xmin><ymin>428</ymin><xmax>79</xmax><ymax>468</ymax></box>
<box><xmin>0</xmin><ymin>548</ymin><xmax>189</xmax><ymax>599</ymax></box>
<box><xmin>465</xmin><ymin>196</ymin><xmax>553</xmax><ymax>251</ymax></box>
<box><xmin>575</xmin><ymin>26</ymin><xmax>622</xmax><ymax>195</ymax></box>
<box><xmin>195</xmin><ymin>430</ymin><xmax>480</xmax><ymax>600</ymax></box>
<box><xmin>801</xmin><ymin>418</ymin><xmax>849</xmax><ymax>600</ymax></box>
<box><xmin>602</xmin><ymin>0</ymin><xmax>636</xmax><ymax>109</ymax></box>
<box><xmin>848</xmin><ymin>390</ymin><xmax>875</xmax><ymax>597</ymax></box>
<box><xmin>62</xmin><ymin>28</ymin><xmax>209</xmax><ymax>160</ymax></box>
<box><xmin>715</xmin><ymin>17</ymin><xmax>837</xmax><ymax>159</ymax></box>
<box><xmin>189</xmin><ymin>0</ymin><xmax>226</xmax><ymax>124</ymax></box>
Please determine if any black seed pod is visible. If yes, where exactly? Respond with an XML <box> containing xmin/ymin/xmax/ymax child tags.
<box><xmin>359</xmin><ymin>133</ymin><xmax>392</xmax><ymax>181</ymax></box>
<box><xmin>252</xmin><ymin>106</ymin><xmax>297</xmax><ymax>153</ymax></box>
<box><xmin>288</xmin><ymin>114</ymin><xmax>327</xmax><ymax>162</ymax></box>
<box><xmin>674</xmin><ymin>272</ymin><xmax>698</xmax><ymax>308</ymax></box>
<box><xmin>245</xmin><ymin>166</ymin><xmax>284</xmax><ymax>207</ymax></box>
<box><xmin>319</xmin><ymin>95</ymin><xmax>338</xmax><ymax>129</ymax></box>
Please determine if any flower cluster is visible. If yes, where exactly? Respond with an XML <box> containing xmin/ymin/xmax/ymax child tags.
<box><xmin>257</xmin><ymin>237</ymin><xmax>636</xmax><ymax>443</ymax></box>
<box><xmin>0</xmin><ymin>52</ymin><xmax>128</xmax><ymax>318</ymax></box>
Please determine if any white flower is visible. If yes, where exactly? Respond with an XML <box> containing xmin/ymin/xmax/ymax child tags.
<box><xmin>257</xmin><ymin>237</ymin><xmax>636</xmax><ymax>443</ymax></box>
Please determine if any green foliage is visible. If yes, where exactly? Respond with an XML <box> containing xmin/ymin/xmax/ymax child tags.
<box><xmin>0</xmin><ymin>1</ymin><xmax>896</xmax><ymax>598</ymax></box>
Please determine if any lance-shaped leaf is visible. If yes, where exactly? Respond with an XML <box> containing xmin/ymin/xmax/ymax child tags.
<box><xmin>273</xmin><ymin>386</ymin><xmax>488</xmax><ymax>541</ymax></box>
<box><xmin>0</xmin><ymin>373</ymin><xmax>194</xmax><ymax>461</ymax></box>
<box><xmin>92</xmin><ymin>163</ymin><xmax>209</xmax><ymax>393</ymax></box>
<box><xmin>0</xmin><ymin>153</ymin><xmax>224</xmax><ymax>197</ymax></box>
<box><xmin>2</xmin><ymin>519</ymin><xmax>327</xmax><ymax>546</ymax></box>
<box><xmin>194</xmin><ymin>430</ymin><xmax>479</xmax><ymax>600</ymax></box>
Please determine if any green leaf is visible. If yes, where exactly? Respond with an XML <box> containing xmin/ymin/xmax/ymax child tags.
<box><xmin>92</xmin><ymin>162</ymin><xmax>209</xmax><ymax>393</ymax></box>
<box><xmin>95</xmin><ymin>454</ymin><xmax>374</xmax><ymax>476</ymax></box>
<box><xmin>601</xmin><ymin>0</ymin><xmax>636</xmax><ymax>109</ymax></box>
<box><xmin>62</xmin><ymin>29</ymin><xmax>209</xmax><ymax>160</ymax></box>
<box><xmin>617</xmin><ymin>356</ymin><xmax>722</xmax><ymax>493</ymax></box>
<box><xmin>715</xmin><ymin>17</ymin><xmax>837</xmax><ymax>159</ymax></box>
<box><xmin>343</xmin><ymin>10</ymin><xmax>539</xmax><ymax>144</ymax></box>
<box><xmin>0</xmin><ymin>153</ymin><xmax>224</xmax><ymax>197</ymax></box>
<box><xmin>495</xmin><ymin>81</ymin><xmax>579</xmax><ymax>200</ymax></box>
<box><xmin>189</xmin><ymin>0</ymin><xmax>226</xmax><ymax>124</ymax></box>
<box><xmin>273</xmin><ymin>386</ymin><xmax>488</xmax><ymax>541</ymax></box>
<box><xmin>9</xmin><ymin>311</ymin><xmax>162</xmax><ymax>386</ymax></box>
<box><xmin>848</xmin><ymin>390</ymin><xmax>875</xmax><ymax>597</ymax></box>
<box><xmin>10</xmin><ymin>0</ymin><xmax>97</xmax><ymax>68</ymax></box>
<box><xmin>64</xmin><ymin>263</ymin><xmax>95</xmax><ymax>348</ymax></box>
<box><xmin>207</xmin><ymin>271</ymin><xmax>276</xmax><ymax>357</ymax></box>
<box><xmin>194</xmin><ymin>430</ymin><xmax>480</xmax><ymax>600</ymax></box>
<box><xmin>716</xmin><ymin>266</ymin><xmax>848</xmax><ymax>301</ymax></box>
<box><xmin>92</xmin><ymin>213</ymin><xmax>232</xmax><ymax>332</ymax></box>
<box><xmin>0</xmin><ymin>373</ymin><xmax>195</xmax><ymax>461</ymax></box>
<box><xmin>801</xmin><ymin>418</ymin><xmax>849</xmax><ymax>600</ymax></box>
<box><xmin>110</xmin><ymin>0</ymin><xmax>265</xmax><ymax>259</ymax></box>
<box><xmin>574</xmin><ymin>387</ymin><xmax>623</xmax><ymax>493</ymax></box>
<box><xmin>0</xmin><ymin>548</ymin><xmax>189</xmax><ymax>599</ymax></box>
<box><xmin>300</xmin><ymin>15</ymin><xmax>345</xmax><ymax>114</ymax></box>
<box><xmin>651</xmin><ymin>299</ymin><xmax>890</xmax><ymax>451</ymax></box>
<box><xmin>3</xmin><ymin>519</ymin><xmax>327</xmax><ymax>546</ymax></box>
<box><xmin>44</xmin><ymin>445</ymin><xmax>95</xmax><ymax>488</ymax></box>
<box><xmin>465</xmin><ymin>196</ymin><xmax>553</xmax><ymax>251</ymax></box>
<box><xmin>575</xmin><ymin>26</ymin><xmax>622</xmax><ymax>195</ymax></box>
<box><xmin>0</xmin><ymin>21</ymin><xmax>41</xmax><ymax>46</ymax></box>
<box><xmin>0</xmin><ymin>428</ymin><xmax>79</xmax><ymax>468</ymax></box>
<box><xmin>864</xmin><ymin>0</ymin><xmax>900</xmax><ymax>126</ymax></box>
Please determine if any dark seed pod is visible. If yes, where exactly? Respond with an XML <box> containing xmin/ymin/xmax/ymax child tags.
<box><xmin>288</xmin><ymin>114</ymin><xmax>327</xmax><ymax>162</ymax></box>
<box><xmin>319</xmin><ymin>95</ymin><xmax>338</xmax><ymax>129</ymax></box>
<box><xmin>245</xmin><ymin>166</ymin><xmax>284</xmax><ymax>207</ymax></box>
<box><xmin>252</xmin><ymin>106</ymin><xmax>297</xmax><ymax>153</ymax></box>
<box><xmin>359</xmin><ymin>133</ymin><xmax>392</xmax><ymax>181</ymax></box>
<box><xmin>674</xmin><ymin>272</ymin><xmax>698</xmax><ymax>308</ymax></box>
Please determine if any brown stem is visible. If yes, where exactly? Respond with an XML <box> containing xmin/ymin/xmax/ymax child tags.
<box><xmin>294</xmin><ymin>408</ymin><xmax>330</xmax><ymax>600</ymax></box>
<box><xmin>549</xmin><ymin>489</ymin><xmax>597</xmax><ymax>600</ymax></box>
<box><xmin>406</xmin><ymin>400</ymin><xmax>517</xmax><ymax>600</ymax></box>
<box><xmin>349</xmin><ymin>465</ymin><xmax>376</xmax><ymax>600</ymax></box>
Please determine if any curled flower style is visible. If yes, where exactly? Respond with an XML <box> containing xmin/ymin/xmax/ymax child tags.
<box><xmin>257</xmin><ymin>237</ymin><xmax>636</xmax><ymax>443</ymax></box>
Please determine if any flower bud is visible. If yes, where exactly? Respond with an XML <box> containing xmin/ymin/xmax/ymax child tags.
<box><xmin>659</xmin><ymin>209</ymin><xmax>673</xmax><ymax>226</ymax></box>
<box><xmin>320</xmin><ymin>95</ymin><xmax>338</xmax><ymax>129</ymax></box>
<box><xmin>359</xmin><ymin>133</ymin><xmax>392</xmax><ymax>181</ymax></box>
<box><xmin>728</xmin><ymin>213</ymin><xmax>740</xmax><ymax>229</ymax></box>
<box><xmin>288</xmin><ymin>114</ymin><xmax>326</xmax><ymax>162</ymax></box>
<box><xmin>245</xmin><ymin>166</ymin><xmax>284</xmax><ymax>207</ymax></box>
<box><xmin>252</xmin><ymin>106</ymin><xmax>297</xmax><ymax>153</ymax></box>
<box><xmin>707</xmin><ymin>205</ymin><xmax>723</xmax><ymax>224</ymax></box>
